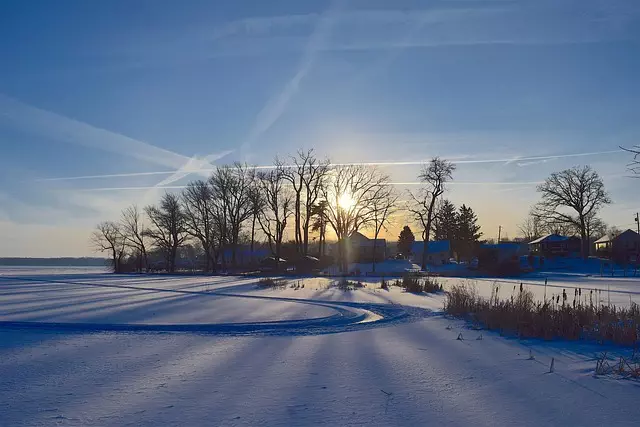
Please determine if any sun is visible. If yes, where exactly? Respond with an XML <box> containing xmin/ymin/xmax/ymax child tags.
<box><xmin>338</xmin><ymin>192</ymin><xmax>355</xmax><ymax>210</ymax></box>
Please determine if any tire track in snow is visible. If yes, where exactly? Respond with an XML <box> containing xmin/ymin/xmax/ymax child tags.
<box><xmin>0</xmin><ymin>276</ymin><xmax>435</xmax><ymax>336</ymax></box>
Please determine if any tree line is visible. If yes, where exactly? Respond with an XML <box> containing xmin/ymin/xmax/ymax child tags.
<box><xmin>93</xmin><ymin>150</ymin><xmax>457</xmax><ymax>273</ymax></box>
<box><xmin>93</xmin><ymin>149</ymin><xmax>617</xmax><ymax>273</ymax></box>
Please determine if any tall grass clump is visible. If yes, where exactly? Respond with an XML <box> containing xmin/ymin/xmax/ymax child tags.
<box><xmin>258</xmin><ymin>277</ymin><xmax>288</xmax><ymax>289</ymax></box>
<box><xmin>445</xmin><ymin>283</ymin><xmax>640</xmax><ymax>346</ymax></box>
<box><xmin>402</xmin><ymin>273</ymin><xmax>442</xmax><ymax>294</ymax></box>
<box><xmin>337</xmin><ymin>278</ymin><xmax>365</xmax><ymax>290</ymax></box>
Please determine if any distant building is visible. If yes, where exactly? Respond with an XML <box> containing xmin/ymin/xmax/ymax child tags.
<box><xmin>345</xmin><ymin>231</ymin><xmax>386</xmax><ymax>263</ymax></box>
<box><xmin>595</xmin><ymin>229</ymin><xmax>640</xmax><ymax>263</ymax></box>
<box><xmin>479</xmin><ymin>242</ymin><xmax>529</xmax><ymax>274</ymax></box>
<box><xmin>528</xmin><ymin>234</ymin><xmax>581</xmax><ymax>258</ymax></box>
<box><xmin>410</xmin><ymin>241</ymin><xmax>451</xmax><ymax>266</ymax></box>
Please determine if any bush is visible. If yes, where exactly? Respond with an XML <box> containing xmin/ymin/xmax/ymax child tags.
<box><xmin>258</xmin><ymin>277</ymin><xmax>288</xmax><ymax>289</ymax></box>
<box><xmin>444</xmin><ymin>283</ymin><xmax>640</xmax><ymax>346</ymax></box>
<box><xmin>380</xmin><ymin>277</ymin><xmax>389</xmax><ymax>291</ymax></box>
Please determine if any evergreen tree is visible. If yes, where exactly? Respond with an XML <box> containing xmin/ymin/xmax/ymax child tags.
<box><xmin>397</xmin><ymin>225</ymin><xmax>415</xmax><ymax>257</ymax></box>
<box><xmin>433</xmin><ymin>199</ymin><xmax>458</xmax><ymax>242</ymax></box>
<box><xmin>456</xmin><ymin>204</ymin><xmax>482</xmax><ymax>261</ymax></box>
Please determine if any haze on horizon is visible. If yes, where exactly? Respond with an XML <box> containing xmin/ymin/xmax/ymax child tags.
<box><xmin>1</xmin><ymin>0</ymin><xmax>639</xmax><ymax>257</ymax></box>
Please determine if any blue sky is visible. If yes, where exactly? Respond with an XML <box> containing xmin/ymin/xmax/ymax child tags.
<box><xmin>1</xmin><ymin>0</ymin><xmax>639</xmax><ymax>256</ymax></box>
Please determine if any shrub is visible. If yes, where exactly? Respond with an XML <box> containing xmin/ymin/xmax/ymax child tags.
<box><xmin>380</xmin><ymin>277</ymin><xmax>389</xmax><ymax>291</ymax></box>
<box><xmin>403</xmin><ymin>274</ymin><xmax>422</xmax><ymax>293</ymax></box>
<box><xmin>402</xmin><ymin>273</ymin><xmax>442</xmax><ymax>294</ymax></box>
<box><xmin>444</xmin><ymin>283</ymin><xmax>640</xmax><ymax>346</ymax></box>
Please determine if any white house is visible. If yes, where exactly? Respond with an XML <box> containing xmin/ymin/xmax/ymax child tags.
<box><xmin>345</xmin><ymin>231</ymin><xmax>386</xmax><ymax>263</ymax></box>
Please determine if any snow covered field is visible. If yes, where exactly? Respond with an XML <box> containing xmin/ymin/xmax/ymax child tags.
<box><xmin>1</xmin><ymin>270</ymin><xmax>639</xmax><ymax>426</ymax></box>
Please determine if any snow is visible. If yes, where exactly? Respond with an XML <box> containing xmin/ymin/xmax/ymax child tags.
<box><xmin>1</xmin><ymin>270</ymin><xmax>639</xmax><ymax>426</ymax></box>
<box><xmin>325</xmin><ymin>259</ymin><xmax>422</xmax><ymax>275</ymax></box>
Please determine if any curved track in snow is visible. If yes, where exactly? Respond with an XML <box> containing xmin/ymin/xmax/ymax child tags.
<box><xmin>0</xmin><ymin>276</ymin><xmax>435</xmax><ymax>336</ymax></box>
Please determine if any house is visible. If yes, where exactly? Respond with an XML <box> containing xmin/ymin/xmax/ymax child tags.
<box><xmin>410</xmin><ymin>241</ymin><xmax>451</xmax><ymax>266</ymax></box>
<box><xmin>595</xmin><ymin>229</ymin><xmax>640</xmax><ymax>264</ymax></box>
<box><xmin>528</xmin><ymin>234</ymin><xmax>581</xmax><ymax>258</ymax></box>
<box><xmin>345</xmin><ymin>231</ymin><xmax>386</xmax><ymax>263</ymax></box>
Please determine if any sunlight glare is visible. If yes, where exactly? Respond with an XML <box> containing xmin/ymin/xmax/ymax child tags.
<box><xmin>338</xmin><ymin>192</ymin><xmax>355</xmax><ymax>210</ymax></box>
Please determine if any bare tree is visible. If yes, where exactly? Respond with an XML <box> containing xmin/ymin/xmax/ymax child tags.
<box><xmin>585</xmin><ymin>212</ymin><xmax>607</xmax><ymax>246</ymax></box>
<box><xmin>91</xmin><ymin>221</ymin><xmax>126</xmax><ymax>273</ymax></box>
<box><xmin>407</xmin><ymin>158</ymin><xmax>456</xmax><ymax>271</ymax></box>
<box><xmin>145</xmin><ymin>193</ymin><xmax>188</xmax><ymax>273</ymax></box>
<box><xmin>120</xmin><ymin>205</ymin><xmax>149</xmax><ymax>272</ymax></box>
<box><xmin>621</xmin><ymin>144</ymin><xmax>640</xmax><ymax>176</ymax></box>
<box><xmin>369</xmin><ymin>186</ymin><xmax>398</xmax><ymax>273</ymax></box>
<box><xmin>256</xmin><ymin>168</ymin><xmax>293</xmax><ymax>269</ymax></box>
<box><xmin>320</xmin><ymin>165</ymin><xmax>391</xmax><ymax>272</ymax></box>
<box><xmin>279</xmin><ymin>149</ymin><xmax>330</xmax><ymax>256</ymax></box>
<box><xmin>182</xmin><ymin>180</ymin><xmax>218</xmax><ymax>272</ymax></box>
<box><xmin>518</xmin><ymin>212</ymin><xmax>543</xmax><ymax>242</ymax></box>
<box><xmin>209</xmin><ymin>163</ymin><xmax>255</xmax><ymax>269</ymax></box>
<box><xmin>534</xmin><ymin>166</ymin><xmax>611</xmax><ymax>259</ymax></box>
<box><xmin>247</xmin><ymin>182</ymin><xmax>265</xmax><ymax>266</ymax></box>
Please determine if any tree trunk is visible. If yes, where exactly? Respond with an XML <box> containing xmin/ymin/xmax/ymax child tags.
<box><xmin>250</xmin><ymin>214</ymin><xmax>256</xmax><ymax>266</ymax></box>
<box><xmin>372</xmin><ymin>239</ymin><xmax>377</xmax><ymax>273</ymax></box>
<box><xmin>111</xmin><ymin>248</ymin><xmax>117</xmax><ymax>273</ymax></box>
<box><xmin>421</xmin><ymin>219</ymin><xmax>433</xmax><ymax>271</ymax></box>
<box><xmin>338</xmin><ymin>238</ymin><xmax>347</xmax><ymax>273</ymax></box>
<box><xmin>580</xmin><ymin>217</ymin><xmax>587</xmax><ymax>260</ymax></box>
<box><xmin>303</xmin><ymin>215</ymin><xmax>310</xmax><ymax>256</ymax></box>
<box><xmin>294</xmin><ymin>193</ymin><xmax>301</xmax><ymax>253</ymax></box>
<box><xmin>421</xmin><ymin>239</ymin><xmax>429</xmax><ymax>271</ymax></box>
<box><xmin>141</xmin><ymin>247</ymin><xmax>148</xmax><ymax>273</ymax></box>
<box><xmin>169</xmin><ymin>246</ymin><xmax>177</xmax><ymax>273</ymax></box>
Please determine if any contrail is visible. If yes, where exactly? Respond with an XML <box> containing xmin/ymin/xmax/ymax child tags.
<box><xmin>36</xmin><ymin>149</ymin><xmax>624</xmax><ymax>182</ymax></box>
<box><xmin>239</xmin><ymin>1</ymin><xmax>339</xmax><ymax>161</ymax></box>
<box><xmin>66</xmin><ymin>181</ymin><xmax>544</xmax><ymax>192</ymax></box>
<box><xmin>0</xmin><ymin>93</ymin><xmax>191</xmax><ymax>170</ymax></box>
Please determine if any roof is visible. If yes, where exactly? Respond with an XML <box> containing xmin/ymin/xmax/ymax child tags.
<box><xmin>350</xmin><ymin>231</ymin><xmax>369</xmax><ymax>241</ymax></box>
<box><xmin>529</xmin><ymin>234</ymin><xmax>569</xmax><ymax>244</ymax></box>
<box><xmin>481</xmin><ymin>242</ymin><xmax>528</xmax><ymax>250</ymax></box>
<box><xmin>411</xmin><ymin>240</ymin><xmax>450</xmax><ymax>254</ymax></box>
<box><xmin>348</xmin><ymin>231</ymin><xmax>385</xmax><ymax>246</ymax></box>
<box><xmin>596</xmin><ymin>229</ymin><xmax>640</xmax><ymax>244</ymax></box>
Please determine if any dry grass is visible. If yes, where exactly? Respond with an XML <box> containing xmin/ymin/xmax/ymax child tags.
<box><xmin>337</xmin><ymin>278</ymin><xmax>365</xmax><ymax>291</ymax></box>
<box><xmin>445</xmin><ymin>282</ymin><xmax>640</xmax><ymax>346</ymax></box>
<box><xmin>595</xmin><ymin>350</ymin><xmax>640</xmax><ymax>379</ymax></box>
<box><xmin>257</xmin><ymin>277</ymin><xmax>288</xmax><ymax>289</ymax></box>
<box><xmin>396</xmin><ymin>274</ymin><xmax>443</xmax><ymax>294</ymax></box>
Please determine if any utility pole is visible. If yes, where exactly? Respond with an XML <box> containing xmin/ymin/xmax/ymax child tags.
<box><xmin>635</xmin><ymin>213</ymin><xmax>639</xmax><ymax>235</ymax></box>
<box><xmin>498</xmin><ymin>225</ymin><xmax>502</xmax><ymax>243</ymax></box>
